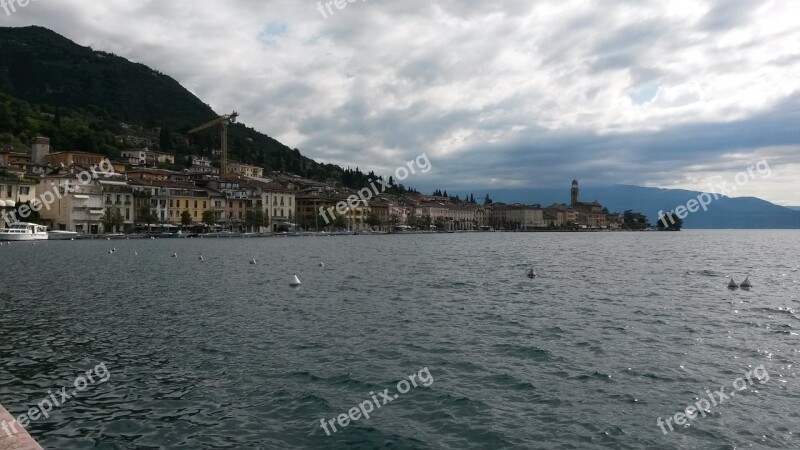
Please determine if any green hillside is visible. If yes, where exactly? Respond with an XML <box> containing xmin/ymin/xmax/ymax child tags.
<box><xmin>0</xmin><ymin>25</ymin><xmax>408</xmax><ymax>189</ymax></box>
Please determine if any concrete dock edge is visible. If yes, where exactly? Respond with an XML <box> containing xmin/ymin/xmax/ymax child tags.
<box><xmin>0</xmin><ymin>403</ymin><xmax>43</xmax><ymax>450</ymax></box>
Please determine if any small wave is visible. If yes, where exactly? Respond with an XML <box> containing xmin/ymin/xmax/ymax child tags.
<box><xmin>573</xmin><ymin>371</ymin><xmax>613</xmax><ymax>381</ymax></box>
<box><xmin>492</xmin><ymin>343</ymin><xmax>553</xmax><ymax>361</ymax></box>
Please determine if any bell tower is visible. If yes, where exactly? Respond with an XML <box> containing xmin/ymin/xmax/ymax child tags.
<box><xmin>571</xmin><ymin>179</ymin><xmax>579</xmax><ymax>205</ymax></box>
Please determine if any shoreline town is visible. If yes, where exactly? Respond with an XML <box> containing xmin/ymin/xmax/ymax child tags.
<box><xmin>1</xmin><ymin>137</ymin><xmax>652</xmax><ymax>239</ymax></box>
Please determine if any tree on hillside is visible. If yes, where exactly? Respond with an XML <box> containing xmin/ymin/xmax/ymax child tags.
<box><xmin>484</xmin><ymin>194</ymin><xmax>493</xmax><ymax>205</ymax></box>
<box><xmin>159</xmin><ymin>126</ymin><xmax>172</xmax><ymax>150</ymax></box>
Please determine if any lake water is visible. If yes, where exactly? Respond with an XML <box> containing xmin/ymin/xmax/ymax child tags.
<box><xmin>1</xmin><ymin>231</ymin><xmax>798</xmax><ymax>449</ymax></box>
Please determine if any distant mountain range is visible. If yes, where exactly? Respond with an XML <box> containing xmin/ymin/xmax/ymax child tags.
<box><xmin>458</xmin><ymin>185</ymin><xmax>800</xmax><ymax>229</ymax></box>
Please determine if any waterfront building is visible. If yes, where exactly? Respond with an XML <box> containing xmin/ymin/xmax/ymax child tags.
<box><xmin>242</xmin><ymin>178</ymin><xmax>297</xmax><ymax>231</ymax></box>
<box><xmin>296</xmin><ymin>190</ymin><xmax>337</xmax><ymax>230</ymax></box>
<box><xmin>37</xmin><ymin>166</ymin><xmax>106</xmax><ymax>233</ymax></box>
<box><xmin>100</xmin><ymin>179</ymin><xmax>135</xmax><ymax>233</ymax></box>
<box><xmin>129</xmin><ymin>179</ymin><xmax>170</xmax><ymax>225</ymax></box>
<box><xmin>569</xmin><ymin>180</ymin><xmax>608</xmax><ymax>228</ymax></box>
<box><xmin>506</xmin><ymin>205</ymin><xmax>545</xmax><ymax>230</ymax></box>
<box><xmin>487</xmin><ymin>204</ymin><xmax>509</xmax><ymax>229</ymax></box>
<box><xmin>449</xmin><ymin>205</ymin><xmax>480</xmax><ymax>230</ymax></box>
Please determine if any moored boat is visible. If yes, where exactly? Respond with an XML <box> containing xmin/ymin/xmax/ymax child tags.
<box><xmin>0</xmin><ymin>222</ymin><xmax>49</xmax><ymax>241</ymax></box>
<box><xmin>48</xmin><ymin>230</ymin><xmax>80</xmax><ymax>240</ymax></box>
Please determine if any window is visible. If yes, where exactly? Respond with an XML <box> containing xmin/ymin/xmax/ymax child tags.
<box><xmin>194</xmin><ymin>201</ymin><xmax>198</xmax><ymax>209</ymax></box>
<box><xmin>203</xmin><ymin>201</ymin><xmax>207</xmax><ymax>209</ymax></box>
<box><xmin>20</xmin><ymin>186</ymin><xmax>30</xmax><ymax>195</ymax></box>
<box><xmin>194</xmin><ymin>211</ymin><xmax>198</xmax><ymax>218</ymax></box>
<box><xmin>185</xmin><ymin>200</ymin><xmax>189</xmax><ymax>208</ymax></box>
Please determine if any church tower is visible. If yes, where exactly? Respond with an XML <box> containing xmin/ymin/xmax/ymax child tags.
<box><xmin>571</xmin><ymin>179</ymin><xmax>579</xmax><ymax>205</ymax></box>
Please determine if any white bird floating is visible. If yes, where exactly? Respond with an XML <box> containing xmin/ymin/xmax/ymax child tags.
<box><xmin>108</xmin><ymin>249</ymin><xmax>113</xmax><ymax>254</ymax></box>
<box><xmin>134</xmin><ymin>251</ymin><xmax>138</xmax><ymax>256</ymax></box>
<box><xmin>250</xmin><ymin>258</ymin><xmax>257</xmax><ymax>265</ymax></box>
<box><xmin>199</xmin><ymin>255</ymin><xmax>204</xmax><ymax>261</ymax></box>
<box><xmin>319</xmin><ymin>261</ymin><xmax>325</xmax><ymax>267</ymax></box>
<box><xmin>290</xmin><ymin>275</ymin><xmax>302</xmax><ymax>287</ymax></box>
<box><xmin>740</xmin><ymin>276</ymin><xmax>752</xmax><ymax>289</ymax></box>
<box><xmin>172</xmin><ymin>252</ymin><xmax>178</xmax><ymax>258</ymax></box>
<box><xmin>727</xmin><ymin>277</ymin><xmax>739</xmax><ymax>290</ymax></box>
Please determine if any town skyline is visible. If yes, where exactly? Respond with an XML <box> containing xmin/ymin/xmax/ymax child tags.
<box><xmin>2</xmin><ymin>137</ymin><xmax>657</xmax><ymax>234</ymax></box>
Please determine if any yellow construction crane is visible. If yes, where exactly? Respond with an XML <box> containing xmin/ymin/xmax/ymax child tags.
<box><xmin>188</xmin><ymin>111</ymin><xmax>239</xmax><ymax>175</ymax></box>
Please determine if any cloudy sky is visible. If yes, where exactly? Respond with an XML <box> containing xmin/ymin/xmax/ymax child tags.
<box><xmin>5</xmin><ymin>0</ymin><xmax>800</xmax><ymax>204</ymax></box>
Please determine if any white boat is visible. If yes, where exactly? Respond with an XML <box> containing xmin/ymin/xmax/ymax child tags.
<box><xmin>48</xmin><ymin>230</ymin><xmax>79</xmax><ymax>240</ymax></box>
<box><xmin>0</xmin><ymin>223</ymin><xmax>49</xmax><ymax>241</ymax></box>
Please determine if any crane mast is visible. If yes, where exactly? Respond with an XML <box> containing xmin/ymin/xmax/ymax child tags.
<box><xmin>188</xmin><ymin>111</ymin><xmax>239</xmax><ymax>175</ymax></box>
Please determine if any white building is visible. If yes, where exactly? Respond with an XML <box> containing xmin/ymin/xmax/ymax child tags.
<box><xmin>506</xmin><ymin>206</ymin><xmax>545</xmax><ymax>230</ymax></box>
<box><xmin>37</xmin><ymin>169</ymin><xmax>105</xmax><ymax>234</ymax></box>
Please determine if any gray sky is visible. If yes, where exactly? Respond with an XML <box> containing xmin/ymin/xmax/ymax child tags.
<box><xmin>4</xmin><ymin>0</ymin><xmax>800</xmax><ymax>204</ymax></box>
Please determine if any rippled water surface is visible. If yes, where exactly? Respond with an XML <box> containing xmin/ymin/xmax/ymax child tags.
<box><xmin>1</xmin><ymin>230</ymin><xmax>799</xmax><ymax>449</ymax></box>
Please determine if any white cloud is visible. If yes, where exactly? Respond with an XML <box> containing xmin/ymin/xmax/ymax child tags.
<box><xmin>5</xmin><ymin>0</ymin><xmax>800</xmax><ymax>203</ymax></box>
